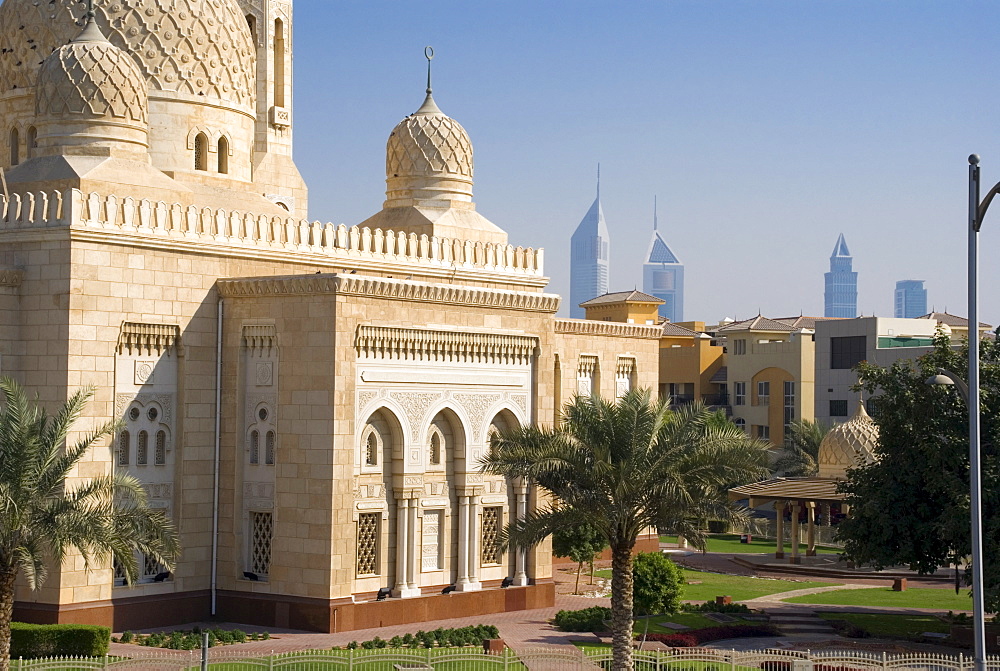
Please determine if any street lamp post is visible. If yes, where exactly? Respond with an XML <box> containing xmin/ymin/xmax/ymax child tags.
<box><xmin>927</xmin><ymin>155</ymin><xmax>1000</xmax><ymax>671</ymax></box>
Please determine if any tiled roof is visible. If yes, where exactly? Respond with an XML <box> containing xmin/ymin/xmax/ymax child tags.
<box><xmin>709</xmin><ymin>366</ymin><xmax>727</xmax><ymax>383</ymax></box>
<box><xmin>728</xmin><ymin>477</ymin><xmax>845</xmax><ymax>504</ymax></box>
<box><xmin>661</xmin><ymin>322</ymin><xmax>700</xmax><ymax>337</ymax></box>
<box><xmin>917</xmin><ymin>312</ymin><xmax>992</xmax><ymax>329</ymax></box>
<box><xmin>716</xmin><ymin>315</ymin><xmax>795</xmax><ymax>333</ymax></box>
<box><xmin>579</xmin><ymin>290</ymin><xmax>664</xmax><ymax>307</ymax></box>
<box><xmin>773</xmin><ymin>316</ymin><xmax>838</xmax><ymax>330</ymax></box>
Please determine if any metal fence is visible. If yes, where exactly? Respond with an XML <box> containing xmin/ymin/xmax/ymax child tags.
<box><xmin>8</xmin><ymin>647</ymin><xmax>997</xmax><ymax>671</ymax></box>
<box><xmin>758</xmin><ymin>520</ymin><xmax>843</xmax><ymax>548</ymax></box>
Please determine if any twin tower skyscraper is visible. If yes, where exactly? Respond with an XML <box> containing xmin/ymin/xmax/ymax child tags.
<box><xmin>569</xmin><ymin>171</ymin><xmax>685</xmax><ymax>322</ymax></box>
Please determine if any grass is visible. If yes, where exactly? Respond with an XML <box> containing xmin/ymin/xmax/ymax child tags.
<box><xmin>593</xmin><ymin>567</ymin><xmax>836</xmax><ymax>601</ymax></box>
<box><xmin>817</xmin><ymin>612</ymin><xmax>949</xmax><ymax>638</ymax></box>
<box><xmin>784</xmin><ymin>587</ymin><xmax>973</xmax><ymax>610</ymax></box>
<box><xmin>661</xmin><ymin>533</ymin><xmax>841</xmax><ymax>555</ymax></box>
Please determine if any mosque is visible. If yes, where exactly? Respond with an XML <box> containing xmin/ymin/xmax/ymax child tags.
<box><xmin>0</xmin><ymin>0</ymin><xmax>660</xmax><ymax>631</ymax></box>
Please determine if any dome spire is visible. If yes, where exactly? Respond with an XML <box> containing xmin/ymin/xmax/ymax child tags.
<box><xmin>74</xmin><ymin>0</ymin><xmax>109</xmax><ymax>44</ymax></box>
<box><xmin>415</xmin><ymin>46</ymin><xmax>441</xmax><ymax>115</ymax></box>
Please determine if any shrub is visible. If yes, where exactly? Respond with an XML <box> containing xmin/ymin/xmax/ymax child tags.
<box><xmin>690</xmin><ymin>624</ymin><xmax>779</xmax><ymax>644</ymax></box>
<box><xmin>682</xmin><ymin>601</ymin><xmax>752</xmax><ymax>614</ymax></box>
<box><xmin>389</xmin><ymin>635</ymin><xmax>403</xmax><ymax>647</ymax></box>
<box><xmin>346</xmin><ymin>641</ymin><xmax>358</xmax><ymax>650</ymax></box>
<box><xmin>827</xmin><ymin>619</ymin><xmax>871</xmax><ymax>638</ymax></box>
<box><xmin>10</xmin><ymin>623</ymin><xmax>111</xmax><ymax>658</ymax></box>
<box><xmin>646</xmin><ymin>632</ymin><xmax>699</xmax><ymax>647</ymax></box>
<box><xmin>632</xmin><ymin>552</ymin><xmax>683</xmax><ymax>616</ymax></box>
<box><xmin>708</xmin><ymin>520</ymin><xmax>729</xmax><ymax>533</ymax></box>
<box><xmin>553</xmin><ymin>606</ymin><xmax>612</xmax><ymax>632</ymax></box>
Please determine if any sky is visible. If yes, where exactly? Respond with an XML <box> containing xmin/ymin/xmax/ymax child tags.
<box><xmin>292</xmin><ymin>1</ymin><xmax>1000</xmax><ymax>325</ymax></box>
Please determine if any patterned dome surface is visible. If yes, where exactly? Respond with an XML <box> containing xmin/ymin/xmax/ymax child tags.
<box><xmin>0</xmin><ymin>0</ymin><xmax>254</xmax><ymax>107</ymax></box>
<box><xmin>817</xmin><ymin>401</ymin><xmax>879</xmax><ymax>477</ymax></box>
<box><xmin>386</xmin><ymin>94</ymin><xmax>474</xmax><ymax>180</ymax></box>
<box><xmin>35</xmin><ymin>25</ymin><xmax>147</xmax><ymax>124</ymax></box>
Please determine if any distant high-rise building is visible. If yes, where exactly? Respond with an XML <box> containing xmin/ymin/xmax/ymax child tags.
<box><xmin>824</xmin><ymin>233</ymin><xmax>857</xmax><ymax>318</ymax></box>
<box><xmin>895</xmin><ymin>280</ymin><xmax>927</xmax><ymax>318</ymax></box>
<box><xmin>642</xmin><ymin>197</ymin><xmax>684</xmax><ymax>322</ymax></box>
<box><xmin>570</xmin><ymin>168</ymin><xmax>610</xmax><ymax>318</ymax></box>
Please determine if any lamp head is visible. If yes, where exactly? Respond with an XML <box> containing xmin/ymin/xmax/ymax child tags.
<box><xmin>925</xmin><ymin>373</ymin><xmax>955</xmax><ymax>387</ymax></box>
<box><xmin>970</xmin><ymin>154</ymin><xmax>981</xmax><ymax>166</ymax></box>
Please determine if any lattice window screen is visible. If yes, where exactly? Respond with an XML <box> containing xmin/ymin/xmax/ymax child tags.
<box><xmin>250</xmin><ymin>511</ymin><xmax>272</xmax><ymax>576</ymax></box>
<box><xmin>137</xmin><ymin>431</ymin><xmax>148</xmax><ymax>465</ymax></box>
<box><xmin>113</xmin><ymin>558</ymin><xmax>127</xmax><ymax>586</ymax></box>
<box><xmin>250</xmin><ymin>430</ymin><xmax>259</xmax><ymax>464</ymax></box>
<box><xmin>118</xmin><ymin>431</ymin><xmax>130</xmax><ymax>466</ymax></box>
<box><xmin>481</xmin><ymin>507</ymin><xmax>502</xmax><ymax>565</ymax></box>
<box><xmin>154</xmin><ymin>431</ymin><xmax>166</xmax><ymax>465</ymax></box>
<box><xmin>143</xmin><ymin>553</ymin><xmax>163</xmax><ymax>579</ymax></box>
<box><xmin>421</xmin><ymin>510</ymin><xmax>441</xmax><ymax>570</ymax></box>
<box><xmin>364</xmin><ymin>433</ymin><xmax>377</xmax><ymax>466</ymax></box>
<box><xmin>265</xmin><ymin>431</ymin><xmax>275</xmax><ymax>465</ymax></box>
<box><xmin>357</xmin><ymin>513</ymin><xmax>379</xmax><ymax>575</ymax></box>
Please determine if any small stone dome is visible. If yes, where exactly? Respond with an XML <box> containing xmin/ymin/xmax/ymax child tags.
<box><xmin>35</xmin><ymin>21</ymin><xmax>147</xmax><ymax>125</ymax></box>
<box><xmin>385</xmin><ymin>92</ymin><xmax>474</xmax><ymax>203</ymax></box>
<box><xmin>0</xmin><ymin>0</ymin><xmax>254</xmax><ymax>108</ymax></box>
<box><xmin>817</xmin><ymin>401</ymin><xmax>879</xmax><ymax>479</ymax></box>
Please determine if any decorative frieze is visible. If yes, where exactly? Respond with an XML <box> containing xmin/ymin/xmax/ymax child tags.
<box><xmin>357</xmin><ymin>325</ymin><xmax>537</xmax><ymax>365</ymax></box>
<box><xmin>0</xmin><ymin>269</ymin><xmax>23</xmax><ymax>287</ymax></box>
<box><xmin>117</xmin><ymin>322</ymin><xmax>180</xmax><ymax>357</ymax></box>
<box><xmin>555</xmin><ymin>318</ymin><xmax>661</xmax><ymax>340</ymax></box>
<box><xmin>242</xmin><ymin>324</ymin><xmax>277</xmax><ymax>355</ymax></box>
<box><xmin>389</xmin><ymin>391</ymin><xmax>442</xmax><ymax>441</ymax></box>
<box><xmin>453</xmin><ymin>392</ymin><xmax>503</xmax><ymax>441</ymax></box>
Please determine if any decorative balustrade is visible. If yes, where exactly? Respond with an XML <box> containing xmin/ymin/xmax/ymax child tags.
<box><xmin>0</xmin><ymin>189</ymin><xmax>545</xmax><ymax>278</ymax></box>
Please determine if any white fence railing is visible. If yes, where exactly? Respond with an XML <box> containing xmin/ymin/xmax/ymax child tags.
<box><xmin>8</xmin><ymin>647</ymin><xmax>991</xmax><ymax>671</ymax></box>
<box><xmin>757</xmin><ymin>520</ymin><xmax>844</xmax><ymax>548</ymax></box>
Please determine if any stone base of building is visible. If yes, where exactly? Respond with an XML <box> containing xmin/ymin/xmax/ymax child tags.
<box><xmin>553</xmin><ymin>533</ymin><xmax>661</xmax><ymax>566</ymax></box>
<box><xmin>13</xmin><ymin>582</ymin><xmax>555</xmax><ymax>634</ymax></box>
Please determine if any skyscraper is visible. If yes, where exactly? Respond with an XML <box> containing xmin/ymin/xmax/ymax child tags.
<box><xmin>824</xmin><ymin>233</ymin><xmax>857</xmax><ymax>318</ymax></box>
<box><xmin>642</xmin><ymin>197</ymin><xmax>684</xmax><ymax>322</ymax></box>
<box><xmin>895</xmin><ymin>280</ymin><xmax>927</xmax><ymax>318</ymax></box>
<box><xmin>570</xmin><ymin>168</ymin><xmax>610</xmax><ymax>318</ymax></box>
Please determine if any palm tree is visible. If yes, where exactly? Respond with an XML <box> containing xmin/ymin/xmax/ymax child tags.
<box><xmin>772</xmin><ymin>419</ymin><xmax>829</xmax><ymax>477</ymax></box>
<box><xmin>0</xmin><ymin>378</ymin><xmax>180</xmax><ymax>669</ymax></box>
<box><xmin>482</xmin><ymin>389</ymin><xmax>770</xmax><ymax>671</ymax></box>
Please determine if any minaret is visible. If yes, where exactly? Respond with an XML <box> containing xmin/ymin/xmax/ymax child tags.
<box><xmin>570</xmin><ymin>166</ymin><xmax>610</xmax><ymax>318</ymax></box>
<box><xmin>824</xmin><ymin>233</ymin><xmax>858</xmax><ymax>318</ymax></box>
<box><xmin>642</xmin><ymin>197</ymin><xmax>684</xmax><ymax>322</ymax></box>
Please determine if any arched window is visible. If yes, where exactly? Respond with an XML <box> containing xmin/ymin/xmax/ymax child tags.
<box><xmin>250</xmin><ymin>430</ymin><xmax>259</xmax><ymax>464</ymax></box>
<box><xmin>25</xmin><ymin>126</ymin><xmax>36</xmax><ymax>159</ymax></box>
<box><xmin>245</xmin><ymin>14</ymin><xmax>257</xmax><ymax>42</ymax></box>
<box><xmin>118</xmin><ymin>431</ymin><xmax>130</xmax><ymax>466</ymax></box>
<box><xmin>364</xmin><ymin>432</ymin><xmax>377</xmax><ymax>466</ymax></box>
<box><xmin>217</xmin><ymin>136</ymin><xmax>229</xmax><ymax>174</ymax></box>
<box><xmin>155</xmin><ymin>431</ymin><xmax>166</xmax><ymax>465</ymax></box>
<box><xmin>429</xmin><ymin>431</ymin><xmax>441</xmax><ymax>465</ymax></box>
<box><xmin>265</xmin><ymin>431</ymin><xmax>275</xmax><ymax>465</ymax></box>
<box><xmin>137</xmin><ymin>430</ymin><xmax>148</xmax><ymax>465</ymax></box>
<box><xmin>734</xmin><ymin>417</ymin><xmax>746</xmax><ymax>434</ymax></box>
<box><xmin>273</xmin><ymin>19</ymin><xmax>286</xmax><ymax>108</ymax></box>
<box><xmin>8</xmin><ymin>127</ymin><xmax>18</xmax><ymax>166</ymax></box>
<box><xmin>194</xmin><ymin>133</ymin><xmax>208</xmax><ymax>171</ymax></box>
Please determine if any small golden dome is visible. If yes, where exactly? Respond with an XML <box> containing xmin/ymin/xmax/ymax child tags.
<box><xmin>817</xmin><ymin>401</ymin><xmax>879</xmax><ymax>479</ymax></box>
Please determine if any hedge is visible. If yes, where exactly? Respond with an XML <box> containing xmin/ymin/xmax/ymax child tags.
<box><xmin>553</xmin><ymin>607</ymin><xmax>611</xmax><ymax>633</ymax></box>
<box><xmin>646</xmin><ymin>624</ymin><xmax>779</xmax><ymax>646</ymax></box>
<box><xmin>10</xmin><ymin>623</ymin><xmax>110</xmax><ymax>658</ymax></box>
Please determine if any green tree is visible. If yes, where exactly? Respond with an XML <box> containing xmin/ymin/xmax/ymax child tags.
<box><xmin>632</xmin><ymin>551</ymin><xmax>683</xmax><ymax>646</ymax></box>
<box><xmin>552</xmin><ymin>521</ymin><xmax>608</xmax><ymax>594</ymax></box>
<box><xmin>482</xmin><ymin>389</ymin><xmax>769</xmax><ymax>670</ymax></box>
<box><xmin>772</xmin><ymin>419</ymin><xmax>829</xmax><ymax>476</ymax></box>
<box><xmin>837</xmin><ymin>330</ymin><xmax>1000</xmax><ymax>610</ymax></box>
<box><xmin>0</xmin><ymin>379</ymin><xmax>180</xmax><ymax>670</ymax></box>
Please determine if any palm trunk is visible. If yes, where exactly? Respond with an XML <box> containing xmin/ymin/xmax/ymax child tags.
<box><xmin>0</xmin><ymin>568</ymin><xmax>18</xmax><ymax>671</ymax></box>
<box><xmin>609</xmin><ymin>541</ymin><xmax>635</xmax><ymax>671</ymax></box>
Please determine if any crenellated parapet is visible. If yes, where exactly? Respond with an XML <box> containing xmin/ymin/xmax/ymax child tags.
<box><xmin>554</xmin><ymin>318</ymin><xmax>662</xmax><ymax>340</ymax></box>
<box><xmin>0</xmin><ymin>190</ymin><xmax>547</xmax><ymax>286</ymax></box>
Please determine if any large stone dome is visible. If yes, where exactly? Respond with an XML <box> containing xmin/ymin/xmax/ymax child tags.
<box><xmin>386</xmin><ymin>92</ymin><xmax>474</xmax><ymax>202</ymax></box>
<box><xmin>0</xmin><ymin>0</ymin><xmax>255</xmax><ymax>108</ymax></box>
<box><xmin>35</xmin><ymin>21</ymin><xmax>147</xmax><ymax>125</ymax></box>
<box><xmin>817</xmin><ymin>401</ymin><xmax>879</xmax><ymax>479</ymax></box>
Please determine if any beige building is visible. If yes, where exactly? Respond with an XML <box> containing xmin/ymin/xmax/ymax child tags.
<box><xmin>0</xmin><ymin>0</ymin><xmax>659</xmax><ymax>631</ymax></box>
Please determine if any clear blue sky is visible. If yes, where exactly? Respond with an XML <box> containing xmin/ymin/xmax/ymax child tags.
<box><xmin>293</xmin><ymin>1</ymin><xmax>1000</xmax><ymax>325</ymax></box>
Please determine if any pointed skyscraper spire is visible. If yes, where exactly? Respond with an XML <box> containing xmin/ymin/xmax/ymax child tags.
<box><xmin>825</xmin><ymin>233</ymin><xmax>857</xmax><ymax>317</ymax></box>
<box><xmin>596</xmin><ymin>163</ymin><xmax>601</xmax><ymax>200</ymax></box>
<box><xmin>570</xmin><ymin>167</ymin><xmax>610</xmax><ymax>319</ymax></box>
<box><xmin>653</xmin><ymin>195</ymin><xmax>658</xmax><ymax>231</ymax></box>
<box><xmin>643</xmin><ymin>195</ymin><xmax>684</xmax><ymax>322</ymax></box>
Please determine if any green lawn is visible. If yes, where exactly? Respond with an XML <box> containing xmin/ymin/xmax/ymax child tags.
<box><xmin>784</xmin><ymin>587</ymin><xmax>972</xmax><ymax>610</ymax></box>
<box><xmin>817</xmin><ymin>612</ymin><xmax>949</xmax><ymax>638</ymax></box>
<box><xmin>661</xmin><ymin>533</ymin><xmax>841</xmax><ymax>555</ymax></box>
<box><xmin>594</xmin><ymin>567</ymin><xmax>836</xmax><ymax>601</ymax></box>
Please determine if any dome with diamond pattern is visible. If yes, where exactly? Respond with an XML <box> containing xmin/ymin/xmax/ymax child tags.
<box><xmin>385</xmin><ymin>91</ymin><xmax>474</xmax><ymax>202</ymax></box>
<box><xmin>35</xmin><ymin>18</ymin><xmax>147</xmax><ymax>126</ymax></box>
<box><xmin>817</xmin><ymin>401</ymin><xmax>879</xmax><ymax>479</ymax></box>
<box><xmin>0</xmin><ymin>0</ymin><xmax>254</xmax><ymax>108</ymax></box>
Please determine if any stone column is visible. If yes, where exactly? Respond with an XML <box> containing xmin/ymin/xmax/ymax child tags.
<box><xmin>806</xmin><ymin>502</ymin><xmax>817</xmax><ymax>557</ymax></box>
<box><xmin>462</xmin><ymin>494</ymin><xmax>482</xmax><ymax>591</ymax></box>
<box><xmin>394</xmin><ymin>498</ymin><xmax>409</xmax><ymax>596</ymax></box>
<box><xmin>789</xmin><ymin>502</ymin><xmax>801</xmax><ymax>564</ymax></box>
<box><xmin>456</xmin><ymin>495</ymin><xmax>470</xmax><ymax>587</ymax></box>
<box><xmin>407</xmin><ymin>502</ymin><xmax>420</xmax><ymax>590</ymax></box>
<box><xmin>774</xmin><ymin>501</ymin><xmax>785</xmax><ymax>559</ymax></box>
<box><xmin>514</xmin><ymin>479</ymin><xmax>529</xmax><ymax>586</ymax></box>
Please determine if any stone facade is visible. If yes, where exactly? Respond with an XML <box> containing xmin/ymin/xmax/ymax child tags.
<box><xmin>0</xmin><ymin>0</ymin><xmax>658</xmax><ymax>632</ymax></box>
